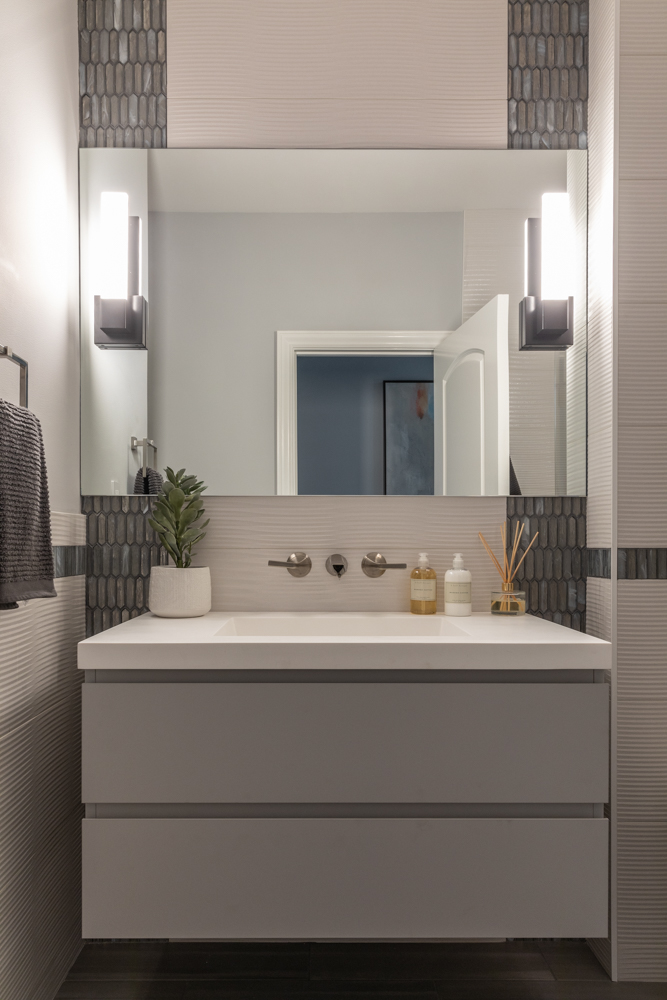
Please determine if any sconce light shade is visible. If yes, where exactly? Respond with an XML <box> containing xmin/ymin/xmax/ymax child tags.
<box><xmin>519</xmin><ymin>193</ymin><xmax>573</xmax><ymax>352</ymax></box>
<box><xmin>94</xmin><ymin>192</ymin><xmax>147</xmax><ymax>349</ymax></box>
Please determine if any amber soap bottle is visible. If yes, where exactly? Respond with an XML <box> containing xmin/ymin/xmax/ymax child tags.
<box><xmin>410</xmin><ymin>552</ymin><xmax>437</xmax><ymax>615</ymax></box>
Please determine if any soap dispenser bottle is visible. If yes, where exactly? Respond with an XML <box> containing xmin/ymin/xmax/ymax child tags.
<box><xmin>444</xmin><ymin>553</ymin><xmax>472</xmax><ymax>616</ymax></box>
<box><xmin>410</xmin><ymin>553</ymin><xmax>437</xmax><ymax>615</ymax></box>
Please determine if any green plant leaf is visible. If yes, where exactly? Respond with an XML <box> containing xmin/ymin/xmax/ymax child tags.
<box><xmin>168</xmin><ymin>488</ymin><xmax>185</xmax><ymax>512</ymax></box>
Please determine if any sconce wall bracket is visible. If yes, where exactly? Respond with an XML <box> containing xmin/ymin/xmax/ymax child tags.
<box><xmin>519</xmin><ymin>295</ymin><xmax>573</xmax><ymax>351</ymax></box>
<box><xmin>94</xmin><ymin>293</ymin><xmax>146</xmax><ymax>349</ymax></box>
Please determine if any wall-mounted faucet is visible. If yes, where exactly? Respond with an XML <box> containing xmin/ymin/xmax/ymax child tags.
<box><xmin>361</xmin><ymin>553</ymin><xmax>408</xmax><ymax>578</ymax></box>
<box><xmin>267</xmin><ymin>552</ymin><xmax>312</xmax><ymax>577</ymax></box>
<box><xmin>325</xmin><ymin>554</ymin><xmax>348</xmax><ymax>578</ymax></box>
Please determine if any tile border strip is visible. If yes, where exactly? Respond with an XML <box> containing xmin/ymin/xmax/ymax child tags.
<box><xmin>53</xmin><ymin>545</ymin><xmax>87</xmax><ymax>578</ymax></box>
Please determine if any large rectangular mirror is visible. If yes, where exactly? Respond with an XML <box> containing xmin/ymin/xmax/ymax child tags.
<box><xmin>80</xmin><ymin>149</ymin><xmax>587</xmax><ymax>497</ymax></box>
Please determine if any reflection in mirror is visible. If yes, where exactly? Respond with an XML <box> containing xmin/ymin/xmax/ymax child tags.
<box><xmin>79</xmin><ymin>149</ymin><xmax>587</xmax><ymax>497</ymax></box>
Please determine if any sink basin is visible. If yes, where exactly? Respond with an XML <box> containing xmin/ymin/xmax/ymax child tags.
<box><xmin>215</xmin><ymin>614</ymin><xmax>466</xmax><ymax>637</ymax></box>
<box><xmin>78</xmin><ymin>611</ymin><xmax>612</xmax><ymax>674</ymax></box>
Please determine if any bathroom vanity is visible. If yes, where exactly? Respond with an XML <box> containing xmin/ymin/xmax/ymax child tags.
<box><xmin>80</xmin><ymin>612</ymin><xmax>610</xmax><ymax>940</ymax></box>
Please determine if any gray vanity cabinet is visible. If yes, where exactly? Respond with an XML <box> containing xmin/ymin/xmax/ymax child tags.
<box><xmin>82</xmin><ymin>676</ymin><xmax>610</xmax><ymax>939</ymax></box>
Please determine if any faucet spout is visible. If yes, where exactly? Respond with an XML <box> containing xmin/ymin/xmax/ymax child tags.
<box><xmin>325</xmin><ymin>553</ymin><xmax>348</xmax><ymax>578</ymax></box>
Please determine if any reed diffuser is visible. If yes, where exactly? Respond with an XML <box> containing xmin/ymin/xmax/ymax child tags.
<box><xmin>478</xmin><ymin>521</ymin><xmax>538</xmax><ymax>616</ymax></box>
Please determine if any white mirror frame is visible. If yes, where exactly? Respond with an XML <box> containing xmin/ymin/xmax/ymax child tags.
<box><xmin>275</xmin><ymin>330</ymin><xmax>448</xmax><ymax>495</ymax></box>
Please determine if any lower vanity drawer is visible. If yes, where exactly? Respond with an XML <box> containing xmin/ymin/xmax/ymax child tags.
<box><xmin>83</xmin><ymin>817</ymin><xmax>608</xmax><ymax>939</ymax></box>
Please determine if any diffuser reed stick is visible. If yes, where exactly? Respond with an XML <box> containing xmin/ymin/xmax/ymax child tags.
<box><xmin>478</xmin><ymin>521</ymin><xmax>539</xmax><ymax>613</ymax></box>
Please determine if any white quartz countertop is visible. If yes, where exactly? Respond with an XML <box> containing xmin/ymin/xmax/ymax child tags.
<box><xmin>78</xmin><ymin>612</ymin><xmax>611</xmax><ymax>673</ymax></box>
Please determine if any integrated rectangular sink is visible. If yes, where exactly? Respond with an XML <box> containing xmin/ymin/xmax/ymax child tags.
<box><xmin>215</xmin><ymin>614</ymin><xmax>466</xmax><ymax>638</ymax></box>
<box><xmin>78</xmin><ymin>611</ymin><xmax>612</xmax><ymax>674</ymax></box>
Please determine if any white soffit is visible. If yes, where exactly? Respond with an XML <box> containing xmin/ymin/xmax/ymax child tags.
<box><xmin>147</xmin><ymin>149</ymin><xmax>570</xmax><ymax>214</ymax></box>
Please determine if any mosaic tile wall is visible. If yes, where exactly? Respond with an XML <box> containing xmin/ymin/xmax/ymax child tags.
<box><xmin>78</xmin><ymin>0</ymin><xmax>167</xmax><ymax>148</ymax></box>
<box><xmin>83</xmin><ymin>496</ymin><xmax>168</xmax><ymax>636</ymax></box>
<box><xmin>506</xmin><ymin>496</ymin><xmax>587</xmax><ymax>630</ymax></box>
<box><xmin>508</xmin><ymin>1</ymin><xmax>588</xmax><ymax>149</ymax></box>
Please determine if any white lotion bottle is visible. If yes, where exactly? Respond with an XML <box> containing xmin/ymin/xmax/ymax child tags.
<box><xmin>444</xmin><ymin>552</ymin><xmax>472</xmax><ymax>616</ymax></box>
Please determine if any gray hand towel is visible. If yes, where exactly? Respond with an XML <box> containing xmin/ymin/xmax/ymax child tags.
<box><xmin>0</xmin><ymin>399</ymin><xmax>56</xmax><ymax>609</ymax></box>
<box><xmin>133</xmin><ymin>467</ymin><xmax>164</xmax><ymax>495</ymax></box>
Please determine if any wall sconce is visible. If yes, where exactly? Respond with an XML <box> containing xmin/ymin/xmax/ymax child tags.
<box><xmin>94</xmin><ymin>191</ymin><xmax>146</xmax><ymax>349</ymax></box>
<box><xmin>519</xmin><ymin>193</ymin><xmax>573</xmax><ymax>351</ymax></box>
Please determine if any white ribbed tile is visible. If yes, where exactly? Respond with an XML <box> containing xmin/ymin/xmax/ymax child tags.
<box><xmin>193</xmin><ymin>495</ymin><xmax>506</xmax><ymax>613</ymax></box>
<box><xmin>618</xmin><ymin>180</ymin><xmax>667</xmax><ymax>302</ymax></box>
<box><xmin>32</xmin><ymin>578</ymin><xmax>85</xmax><ymax>717</ymax></box>
<box><xmin>586</xmin><ymin>577</ymin><xmax>613</xmax><ymax>644</ymax></box>
<box><xmin>619</xmin><ymin>56</ymin><xmax>667</xmax><ymax>179</ymax></box>
<box><xmin>50</xmin><ymin>512</ymin><xmax>86</xmax><ymax>546</ymax></box>
<box><xmin>167</xmin><ymin>98</ymin><xmax>508</xmax><ymax>150</ymax></box>
<box><xmin>0</xmin><ymin>606</ymin><xmax>34</xmax><ymax>741</ymax></box>
<box><xmin>0</xmin><ymin>582</ymin><xmax>83</xmax><ymax>998</ymax></box>
<box><xmin>587</xmin><ymin>0</ymin><xmax>618</xmax><ymax>551</ymax></box>
<box><xmin>619</xmin><ymin>0</ymin><xmax>667</xmax><ymax>54</ymax></box>
<box><xmin>461</xmin><ymin>210</ymin><xmax>555</xmax><ymax>496</ymax></box>
<box><xmin>167</xmin><ymin>0</ymin><xmax>507</xmax><ymax>148</ymax></box>
<box><xmin>616</xmin><ymin>582</ymin><xmax>667</xmax><ymax>981</ymax></box>
<box><xmin>586</xmin><ymin>1</ymin><xmax>617</xmax><ymax>972</ymax></box>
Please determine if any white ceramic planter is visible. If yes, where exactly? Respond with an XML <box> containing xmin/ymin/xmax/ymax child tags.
<box><xmin>148</xmin><ymin>566</ymin><xmax>212</xmax><ymax>618</ymax></box>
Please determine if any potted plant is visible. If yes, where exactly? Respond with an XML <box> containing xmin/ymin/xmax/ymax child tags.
<box><xmin>147</xmin><ymin>467</ymin><xmax>211</xmax><ymax>618</ymax></box>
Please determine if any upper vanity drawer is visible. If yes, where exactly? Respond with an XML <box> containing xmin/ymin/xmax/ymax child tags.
<box><xmin>82</xmin><ymin>682</ymin><xmax>609</xmax><ymax>804</ymax></box>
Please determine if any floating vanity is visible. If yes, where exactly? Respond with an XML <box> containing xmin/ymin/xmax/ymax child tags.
<box><xmin>80</xmin><ymin>612</ymin><xmax>611</xmax><ymax>940</ymax></box>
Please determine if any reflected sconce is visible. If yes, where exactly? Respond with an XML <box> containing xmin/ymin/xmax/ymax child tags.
<box><xmin>519</xmin><ymin>193</ymin><xmax>573</xmax><ymax>351</ymax></box>
<box><xmin>94</xmin><ymin>192</ymin><xmax>146</xmax><ymax>349</ymax></box>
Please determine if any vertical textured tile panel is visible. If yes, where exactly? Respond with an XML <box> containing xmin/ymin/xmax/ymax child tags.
<box><xmin>585</xmin><ymin>576</ymin><xmax>613</xmax><ymax>643</ymax></box>
<box><xmin>617</xmin><ymin>303</ymin><xmax>667</xmax><ymax>545</ymax></box>
<box><xmin>508</xmin><ymin>0</ymin><xmax>589</xmax><ymax>149</ymax></box>
<box><xmin>616</xmin><ymin>582</ymin><xmax>667</xmax><ymax>980</ymax></box>
<box><xmin>584</xmin><ymin>0</ymin><xmax>618</xmax><ymax>977</ymax></box>
<box><xmin>586</xmin><ymin>0</ymin><xmax>617</xmax><ymax>550</ymax></box>
<box><xmin>167</xmin><ymin>0</ymin><xmax>507</xmax><ymax>148</ymax></box>
<box><xmin>79</xmin><ymin>0</ymin><xmax>165</xmax><ymax>145</ymax></box>
<box><xmin>505</xmin><ymin>496</ymin><xmax>587</xmax><ymax>630</ymax></box>
<box><xmin>462</xmin><ymin>210</ymin><xmax>555</xmax><ymax>495</ymax></box>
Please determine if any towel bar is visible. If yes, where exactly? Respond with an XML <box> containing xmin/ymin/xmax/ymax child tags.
<box><xmin>0</xmin><ymin>345</ymin><xmax>28</xmax><ymax>408</ymax></box>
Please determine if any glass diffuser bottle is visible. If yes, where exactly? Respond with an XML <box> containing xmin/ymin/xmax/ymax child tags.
<box><xmin>479</xmin><ymin>521</ymin><xmax>538</xmax><ymax>617</ymax></box>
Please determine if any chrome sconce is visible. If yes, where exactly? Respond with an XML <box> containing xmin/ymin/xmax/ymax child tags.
<box><xmin>519</xmin><ymin>194</ymin><xmax>573</xmax><ymax>351</ymax></box>
<box><xmin>94</xmin><ymin>192</ymin><xmax>146</xmax><ymax>349</ymax></box>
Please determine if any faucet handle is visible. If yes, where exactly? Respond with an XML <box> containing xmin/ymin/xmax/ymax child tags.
<box><xmin>361</xmin><ymin>553</ymin><xmax>408</xmax><ymax>578</ymax></box>
<box><xmin>268</xmin><ymin>552</ymin><xmax>312</xmax><ymax>577</ymax></box>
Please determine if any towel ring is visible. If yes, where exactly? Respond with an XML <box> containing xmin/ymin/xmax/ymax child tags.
<box><xmin>0</xmin><ymin>345</ymin><xmax>28</xmax><ymax>408</ymax></box>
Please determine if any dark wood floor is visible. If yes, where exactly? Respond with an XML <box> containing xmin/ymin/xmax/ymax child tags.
<box><xmin>56</xmin><ymin>941</ymin><xmax>667</xmax><ymax>1000</ymax></box>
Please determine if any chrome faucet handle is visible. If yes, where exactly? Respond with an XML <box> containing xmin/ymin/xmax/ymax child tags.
<box><xmin>361</xmin><ymin>552</ymin><xmax>408</xmax><ymax>578</ymax></box>
<box><xmin>267</xmin><ymin>552</ymin><xmax>312</xmax><ymax>577</ymax></box>
<box><xmin>325</xmin><ymin>553</ymin><xmax>348</xmax><ymax>578</ymax></box>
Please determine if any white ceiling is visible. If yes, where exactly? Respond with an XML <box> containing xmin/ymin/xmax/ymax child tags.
<box><xmin>147</xmin><ymin>149</ymin><xmax>573</xmax><ymax>216</ymax></box>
